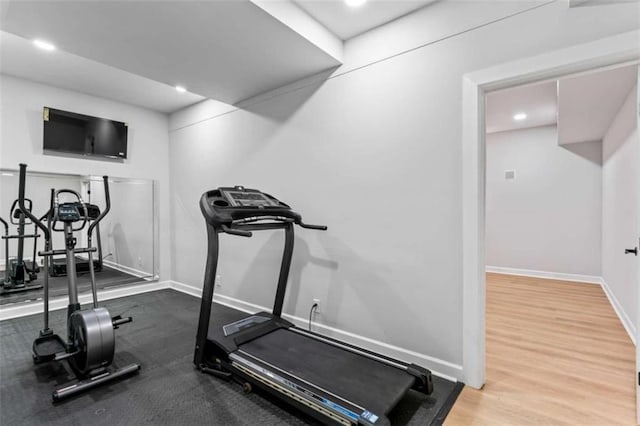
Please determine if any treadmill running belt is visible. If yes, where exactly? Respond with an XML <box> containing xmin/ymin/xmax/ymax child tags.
<box><xmin>240</xmin><ymin>328</ymin><xmax>415</xmax><ymax>417</ymax></box>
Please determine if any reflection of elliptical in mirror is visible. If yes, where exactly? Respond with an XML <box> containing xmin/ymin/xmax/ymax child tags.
<box><xmin>0</xmin><ymin>169</ymin><xmax>158</xmax><ymax>307</ymax></box>
<box><xmin>20</xmin><ymin>163</ymin><xmax>141</xmax><ymax>401</ymax></box>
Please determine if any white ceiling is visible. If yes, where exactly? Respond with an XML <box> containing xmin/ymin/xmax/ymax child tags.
<box><xmin>486</xmin><ymin>81</ymin><xmax>558</xmax><ymax>134</ymax></box>
<box><xmin>486</xmin><ymin>64</ymin><xmax>638</xmax><ymax>142</ymax></box>
<box><xmin>0</xmin><ymin>0</ymin><xmax>341</xmax><ymax>107</ymax></box>
<box><xmin>293</xmin><ymin>0</ymin><xmax>436</xmax><ymax>40</ymax></box>
<box><xmin>0</xmin><ymin>0</ymin><xmax>446</xmax><ymax>114</ymax></box>
<box><xmin>0</xmin><ymin>31</ymin><xmax>206</xmax><ymax>114</ymax></box>
<box><xmin>558</xmin><ymin>65</ymin><xmax>638</xmax><ymax>145</ymax></box>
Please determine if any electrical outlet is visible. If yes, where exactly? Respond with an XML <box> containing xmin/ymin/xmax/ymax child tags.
<box><xmin>216</xmin><ymin>275</ymin><xmax>222</xmax><ymax>287</ymax></box>
<box><xmin>138</xmin><ymin>256</ymin><xmax>143</xmax><ymax>267</ymax></box>
<box><xmin>313</xmin><ymin>298</ymin><xmax>321</xmax><ymax>313</ymax></box>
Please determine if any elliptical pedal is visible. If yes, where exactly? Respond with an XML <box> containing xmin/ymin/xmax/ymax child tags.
<box><xmin>33</xmin><ymin>333</ymin><xmax>66</xmax><ymax>363</ymax></box>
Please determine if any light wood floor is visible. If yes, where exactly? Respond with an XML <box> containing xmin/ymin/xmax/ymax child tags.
<box><xmin>446</xmin><ymin>273</ymin><xmax>636</xmax><ymax>425</ymax></box>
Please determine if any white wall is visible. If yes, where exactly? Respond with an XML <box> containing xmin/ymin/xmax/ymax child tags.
<box><xmin>486</xmin><ymin>125</ymin><xmax>602</xmax><ymax>277</ymax></box>
<box><xmin>602</xmin><ymin>85</ymin><xmax>638</xmax><ymax>336</ymax></box>
<box><xmin>0</xmin><ymin>75</ymin><xmax>171</xmax><ymax>281</ymax></box>
<box><xmin>168</xmin><ymin>1</ymin><xmax>639</xmax><ymax>380</ymax></box>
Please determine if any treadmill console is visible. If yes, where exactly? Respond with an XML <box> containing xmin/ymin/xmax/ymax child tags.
<box><xmin>221</xmin><ymin>187</ymin><xmax>280</xmax><ymax>208</ymax></box>
<box><xmin>200</xmin><ymin>186</ymin><xmax>300</xmax><ymax>228</ymax></box>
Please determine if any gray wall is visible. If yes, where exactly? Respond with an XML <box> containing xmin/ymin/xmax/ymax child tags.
<box><xmin>168</xmin><ymin>1</ymin><xmax>639</xmax><ymax>378</ymax></box>
<box><xmin>486</xmin><ymin>126</ymin><xmax>602</xmax><ymax>276</ymax></box>
<box><xmin>602</xmin><ymin>85</ymin><xmax>638</xmax><ymax>333</ymax></box>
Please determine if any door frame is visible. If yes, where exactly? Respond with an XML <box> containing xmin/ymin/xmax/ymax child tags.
<box><xmin>461</xmin><ymin>29</ymin><xmax>640</xmax><ymax>389</ymax></box>
<box><xmin>636</xmin><ymin>65</ymin><xmax>640</xmax><ymax>424</ymax></box>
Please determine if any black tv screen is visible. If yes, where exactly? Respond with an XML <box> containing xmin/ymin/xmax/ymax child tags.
<box><xmin>43</xmin><ymin>107</ymin><xmax>128</xmax><ymax>159</ymax></box>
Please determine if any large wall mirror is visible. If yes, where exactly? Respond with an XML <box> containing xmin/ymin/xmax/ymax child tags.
<box><xmin>0</xmin><ymin>168</ymin><xmax>158</xmax><ymax>307</ymax></box>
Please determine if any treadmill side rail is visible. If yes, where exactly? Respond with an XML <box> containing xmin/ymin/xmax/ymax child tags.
<box><xmin>407</xmin><ymin>363</ymin><xmax>434</xmax><ymax>394</ymax></box>
<box><xmin>230</xmin><ymin>352</ymin><xmax>390</xmax><ymax>426</ymax></box>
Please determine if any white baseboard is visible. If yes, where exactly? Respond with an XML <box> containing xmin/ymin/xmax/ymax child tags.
<box><xmin>167</xmin><ymin>280</ymin><xmax>462</xmax><ymax>382</ymax></box>
<box><xmin>0</xmin><ymin>280</ymin><xmax>171</xmax><ymax>321</ymax></box>
<box><xmin>102</xmin><ymin>259</ymin><xmax>151</xmax><ymax>279</ymax></box>
<box><xmin>486</xmin><ymin>266</ymin><xmax>601</xmax><ymax>284</ymax></box>
<box><xmin>599</xmin><ymin>278</ymin><xmax>636</xmax><ymax>346</ymax></box>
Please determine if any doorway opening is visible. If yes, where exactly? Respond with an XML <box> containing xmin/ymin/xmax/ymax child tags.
<box><xmin>460</xmin><ymin>29</ymin><xmax>640</xmax><ymax>419</ymax></box>
<box><xmin>474</xmin><ymin>66</ymin><xmax>637</xmax><ymax>423</ymax></box>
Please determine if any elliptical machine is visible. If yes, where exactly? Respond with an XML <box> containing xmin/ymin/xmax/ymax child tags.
<box><xmin>18</xmin><ymin>164</ymin><xmax>140</xmax><ymax>402</ymax></box>
<box><xmin>50</xmin><ymin>202</ymin><xmax>105</xmax><ymax>277</ymax></box>
<box><xmin>0</xmin><ymin>199</ymin><xmax>43</xmax><ymax>294</ymax></box>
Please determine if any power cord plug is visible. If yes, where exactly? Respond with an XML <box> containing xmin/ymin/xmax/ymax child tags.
<box><xmin>308</xmin><ymin>303</ymin><xmax>319</xmax><ymax>331</ymax></box>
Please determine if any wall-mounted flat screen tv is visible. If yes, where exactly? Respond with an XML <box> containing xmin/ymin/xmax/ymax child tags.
<box><xmin>43</xmin><ymin>107</ymin><xmax>128</xmax><ymax>159</ymax></box>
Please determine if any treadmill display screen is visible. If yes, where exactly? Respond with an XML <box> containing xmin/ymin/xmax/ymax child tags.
<box><xmin>223</xmin><ymin>190</ymin><xmax>279</xmax><ymax>207</ymax></box>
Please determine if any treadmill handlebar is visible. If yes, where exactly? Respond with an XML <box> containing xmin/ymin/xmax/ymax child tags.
<box><xmin>202</xmin><ymin>187</ymin><xmax>327</xmax><ymax>236</ymax></box>
<box><xmin>18</xmin><ymin>164</ymin><xmax>50</xmax><ymax>241</ymax></box>
<box><xmin>299</xmin><ymin>222</ymin><xmax>327</xmax><ymax>231</ymax></box>
<box><xmin>221</xmin><ymin>224</ymin><xmax>253</xmax><ymax>238</ymax></box>
<box><xmin>219</xmin><ymin>221</ymin><xmax>326</xmax><ymax>238</ymax></box>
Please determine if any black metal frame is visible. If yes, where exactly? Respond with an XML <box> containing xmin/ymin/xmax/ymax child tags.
<box><xmin>193</xmin><ymin>187</ymin><xmax>433</xmax><ymax>425</ymax></box>
<box><xmin>18</xmin><ymin>163</ymin><xmax>140</xmax><ymax>402</ymax></box>
<box><xmin>194</xmin><ymin>220</ymin><xmax>293</xmax><ymax>366</ymax></box>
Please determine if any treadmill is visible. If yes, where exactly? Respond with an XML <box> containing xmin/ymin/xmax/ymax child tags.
<box><xmin>194</xmin><ymin>186</ymin><xmax>433</xmax><ymax>425</ymax></box>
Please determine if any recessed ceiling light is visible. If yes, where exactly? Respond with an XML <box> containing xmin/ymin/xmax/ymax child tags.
<box><xmin>513</xmin><ymin>113</ymin><xmax>527</xmax><ymax>121</ymax></box>
<box><xmin>33</xmin><ymin>39</ymin><xmax>56</xmax><ymax>51</ymax></box>
<box><xmin>175</xmin><ymin>86</ymin><xmax>187</xmax><ymax>93</ymax></box>
<box><xmin>345</xmin><ymin>0</ymin><xmax>367</xmax><ymax>7</ymax></box>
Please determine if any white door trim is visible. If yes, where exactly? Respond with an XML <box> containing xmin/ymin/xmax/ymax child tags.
<box><xmin>461</xmin><ymin>29</ymin><xmax>640</xmax><ymax>389</ymax></box>
<box><xmin>635</xmin><ymin>66</ymin><xmax>640</xmax><ymax>426</ymax></box>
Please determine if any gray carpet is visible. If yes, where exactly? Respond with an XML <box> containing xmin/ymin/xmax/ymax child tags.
<box><xmin>0</xmin><ymin>289</ymin><xmax>462</xmax><ymax>425</ymax></box>
<box><xmin>0</xmin><ymin>265</ymin><xmax>145</xmax><ymax>306</ymax></box>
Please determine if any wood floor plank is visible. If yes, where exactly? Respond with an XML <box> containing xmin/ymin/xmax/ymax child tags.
<box><xmin>445</xmin><ymin>273</ymin><xmax>635</xmax><ymax>425</ymax></box>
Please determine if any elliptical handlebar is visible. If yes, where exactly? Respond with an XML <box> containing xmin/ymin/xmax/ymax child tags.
<box><xmin>53</xmin><ymin>189</ymin><xmax>88</xmax><ymax>232</ymax></box>
<box><xmin>87</xmin><ymin>176</ymin><xmax>110</xmax><ymax>240</ymax></box>
<box><xmin>18</xmin><ymin>164</ymin><xmax>50</xmax><ymax>241</ymax></box>
<box><xmin>0</xmin><ymin>217</ymin><xmax>7</xmax><ymax>234</ymax></box>
<box><xmin>10</xmin><ymin>198</ymin><xmax>33</xmax><ymax>225</ymax></box>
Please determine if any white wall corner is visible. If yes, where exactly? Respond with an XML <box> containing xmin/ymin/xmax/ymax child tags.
<box><xmin>462</xmin><ymin>75</ymin><xmax>486</xmax><ymax>389</ymax></box>
<box><xmin>600</xmin><ymin>278</ymin><xmax>637</xmax><ymax>345</ymax></box>
<box><xmin>250</xmin><ymin>0</ymin><xmax>344</xmax><ymax>64</ymax></box>
<box><xmin>168</xmin><ymin>99</ymin><xmax>236</xmax><ymax>132</ymax></box>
